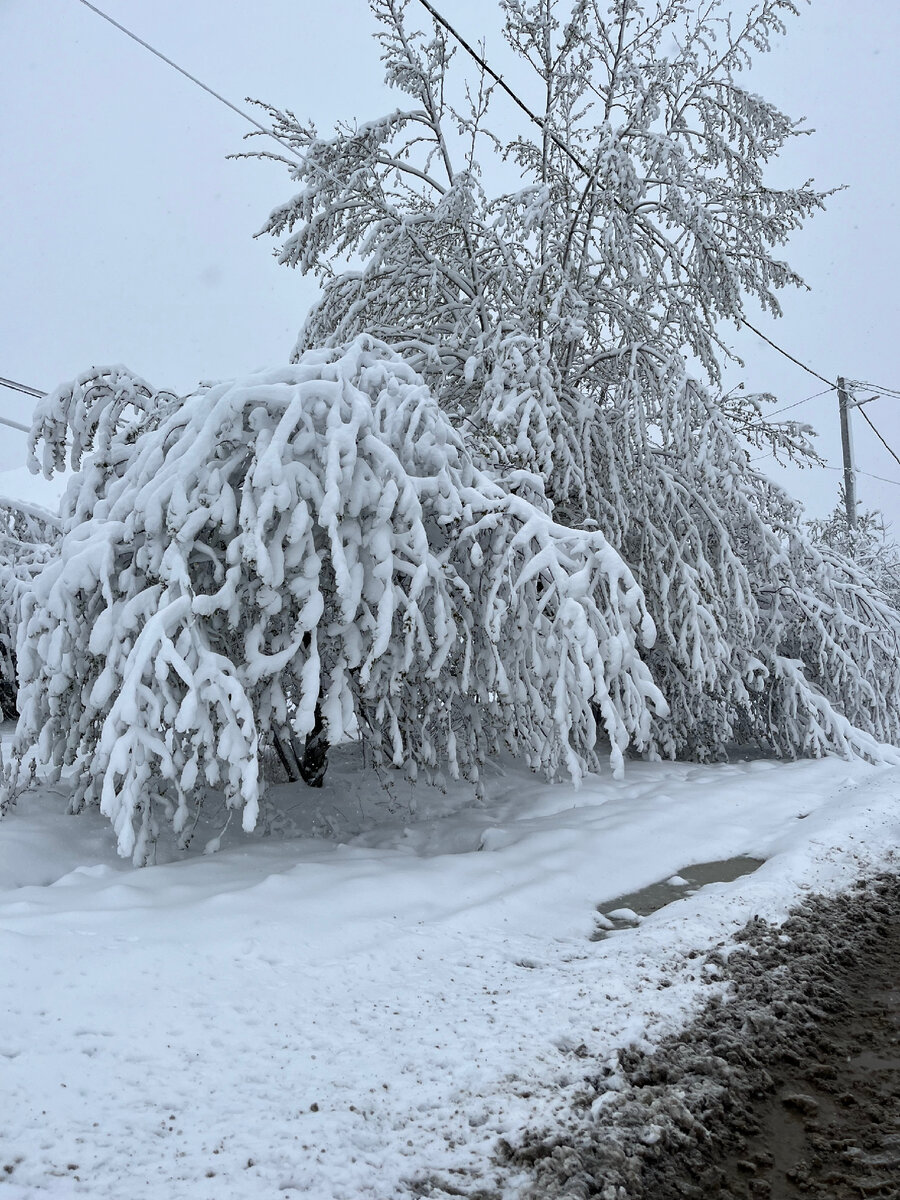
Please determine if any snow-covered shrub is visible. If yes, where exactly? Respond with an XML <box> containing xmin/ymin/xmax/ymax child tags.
<box><xmin>4</xmin><ymin>338</ymin><xmax>664</xmax><ymax>861</ymax></box>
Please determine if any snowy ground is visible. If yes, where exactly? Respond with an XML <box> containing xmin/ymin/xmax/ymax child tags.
<box><xmin>0</xmin><ymin>744</ymin><xmax>897</xmax><ymax>1199</ymax></box>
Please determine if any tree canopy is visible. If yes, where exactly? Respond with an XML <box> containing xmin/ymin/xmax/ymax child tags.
<box><xmin>253</xmin><ymin>0</ymin><xmax>900</xmax><ymax>761</ymax></box>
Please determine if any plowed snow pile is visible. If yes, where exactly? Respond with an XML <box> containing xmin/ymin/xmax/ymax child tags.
<box><xmin>0</xmin><ymin>746</ymin><xmax>897</xmax><ymax>1199</ymax></box>
<box><xmin>508</xmin><ymin>874</ymin><xmax>900</xmax><ymax>1200</ymax></box>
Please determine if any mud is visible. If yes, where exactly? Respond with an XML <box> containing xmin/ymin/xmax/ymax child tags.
<box><xmin>501</xmin><ymin>874</ymin><xmax>900</xmax><ymax>1199</ymax></box>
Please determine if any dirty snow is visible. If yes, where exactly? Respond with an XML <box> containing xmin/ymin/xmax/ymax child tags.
<box><xmin>0</xmin><ymin>743</ymin><xmax>897</xmax><ymax>1199</ymax></box>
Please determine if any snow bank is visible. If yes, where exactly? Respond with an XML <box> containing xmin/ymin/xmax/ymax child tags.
<box><xmin>0</xmin><ymin>752</ymin><xmax>896</xmax><ymax>1198</ymax></box>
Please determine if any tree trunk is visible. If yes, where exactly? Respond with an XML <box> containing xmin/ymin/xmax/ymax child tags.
<box><xmin>297</xmin><ymin>702</ymin><xmax>328</xmax><ymax>788</ymax></box>
<box><xmin>271</xmin><ymin>728</ymin><xmax>301</xmax><ymax>782</ymax></box>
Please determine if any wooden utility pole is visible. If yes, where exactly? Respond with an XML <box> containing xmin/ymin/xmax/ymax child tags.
<box><xmin>837</xmin><ymin>376</ymin><xmax>857</xmax><ymax>531</ymax></box>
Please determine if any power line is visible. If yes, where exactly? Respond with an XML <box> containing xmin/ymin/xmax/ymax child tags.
<box><xmin>857</xmin><ymin>406</ymin><xmax>900</xmax><ymax>472</ymax></box>
<box><xmin>761</xmin><ymin>385</ymin><xmax>836</xmax><ymax>422</ymax></box>
<box><xmin>822</xmin><ymin>464</ymin><xmax>900</xmax><ymax>490</ymax></box>
<box><xmin>751</xmin><ymin>453</ymin><xmax>900</xmax><ymax>490</ymax></box>
<box><xmin>0</xmin><ymin>416</ymin><xmax>31</xmax><ymax>434</ymax></box>
<box><xmin>73</xmin><ymin>1</ymin><xmax>398</xmax><ymax>230</ymax></box>
<box><xmin>0</xmin><ymin>377</ymin><xmax>41</xmax><ymax>434</ymax></box>
<box><xmin>0</xmin><ymin>376</ymin><xmax>45</xmax><ymax>401</ymax></box>
<box><xmin>736</xmin><ymin>318</ymin><xmax>835</xmax><ymax>388</ymax></box>
<box><xmin>75</xmin><ymin>0</ymin><xmax>303</xmax><ymax>163</ymax></box>
<box><xmin>849</xmin><ymin>378</ymin><xmax>900</xmax><ymax>400</ymax></box>
<box><xmin>413</xmin><ymin>0</ymin><xmax>590</xmax><ymax>176</ymax></box>
<box><xmin>742</xmin><ymin>385</ymin><xmax>834</xmax><ymax>452</ymax></box>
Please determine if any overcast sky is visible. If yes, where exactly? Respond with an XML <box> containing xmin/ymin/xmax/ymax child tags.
<box><xmin>2</xmin><ymin>0</ymin><xmax>899</xmax><ymax>523</ymax></box>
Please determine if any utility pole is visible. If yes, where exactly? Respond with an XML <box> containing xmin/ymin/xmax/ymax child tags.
<box><xmin>837</xmin><ymin>376</ymin><xmax>857</xmax><ymax>532</ymax></box>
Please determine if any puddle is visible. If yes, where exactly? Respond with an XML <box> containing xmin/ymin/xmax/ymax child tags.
<box><xmin>592</xmin><ymin>856</ymin><xmax>765</xmax><ymax>938</ymax></box>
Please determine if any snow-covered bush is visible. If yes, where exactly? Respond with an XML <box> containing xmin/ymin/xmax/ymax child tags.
<box><xmin>253</xmin><ymin>0</ymin><xmax>900</xmax><ymax>762</ymax></box>
<box><xmin>0</xmin><ymin>498</ymin><xmax>61</xmax><ymax>718</ymax></box>
<box><xmin>4</xmin><ymin>338</ymin><xmax>665</xmax><ymax>861</ymax></box>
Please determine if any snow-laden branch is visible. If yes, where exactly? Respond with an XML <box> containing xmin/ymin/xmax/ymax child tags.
<box><xmin>29</xmin><ymin>365</ymin><xmax>178</xmax><ymax>478</ymax></box>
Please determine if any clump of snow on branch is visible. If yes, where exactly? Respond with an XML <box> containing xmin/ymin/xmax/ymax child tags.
<box><xmin>28</xmin><ymin>364</ymin><xmax>181</xmax><ymax>525</ymax></box>
<box><xmin>4</xmin><ymin>338</ymin><xmax>664</xmax><ymax>861</ymax></box>
<box><xmin>29</xmin><ymin>363</ymin><xmax>177</xmax><ymax>478</ymax></box>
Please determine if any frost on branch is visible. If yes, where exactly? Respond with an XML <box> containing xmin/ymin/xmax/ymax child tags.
<box><xmin>5</xmin><ymin>338</ymin><xmax>664</xmax><ymax>861</ymax></box>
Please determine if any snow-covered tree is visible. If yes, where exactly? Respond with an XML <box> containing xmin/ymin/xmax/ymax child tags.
<box><xmin>3</xmin><ymin>339</ymin><xmax>665</xmax><ymax>861</ymax></box>
<box><xmin>257</xmin><ymin>0</ymin><xmax>824</xmax><ymax>441</ymax></box>
<box><xmin>252</xmin><ymin>0</ymin><xmax>900</xmax><ymax>760</ymax></box>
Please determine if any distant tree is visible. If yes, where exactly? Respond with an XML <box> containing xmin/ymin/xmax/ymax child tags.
<box><xmin>4</xmin><ymin>341</ymin><xmax>664</xmax><ymax>861</ymax></box>
<box><xmin>252</xmin><ymin>0</ymin><xmax>900</xmax><ymax>760</ymax></box>
<box><xmin>808</xmin><ymin>496</ymin><xmax>900</xmax><ymax>611</ymax></box>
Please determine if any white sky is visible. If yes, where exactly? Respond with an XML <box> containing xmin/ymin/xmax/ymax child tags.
<box><xmin>2</xmin><ymin>0</ymin><xmax>899</xmax><ymax>522</ymax></box>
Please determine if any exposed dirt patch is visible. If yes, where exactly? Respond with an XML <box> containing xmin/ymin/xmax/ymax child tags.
<box><xmin>500</xmin><ymin>873</ymin><xmax>900</xmax><ymax>1199</ymax></box>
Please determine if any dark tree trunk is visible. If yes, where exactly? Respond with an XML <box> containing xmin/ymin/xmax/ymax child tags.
<box><xmin>297</xmin><ymin>702</ymin><xmax>329</xmax><ymax>788</ymax></box>
<box><xmin>271</xmin><ymin>728</ymin><xmax>301</xmax><ymax>782</ymax></box>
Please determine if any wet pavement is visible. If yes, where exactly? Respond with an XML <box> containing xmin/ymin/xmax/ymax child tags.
<box><xmin>592</xmin><ymin>857</ymin><xmax>766</xmax><ymax>937</ymax></box>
